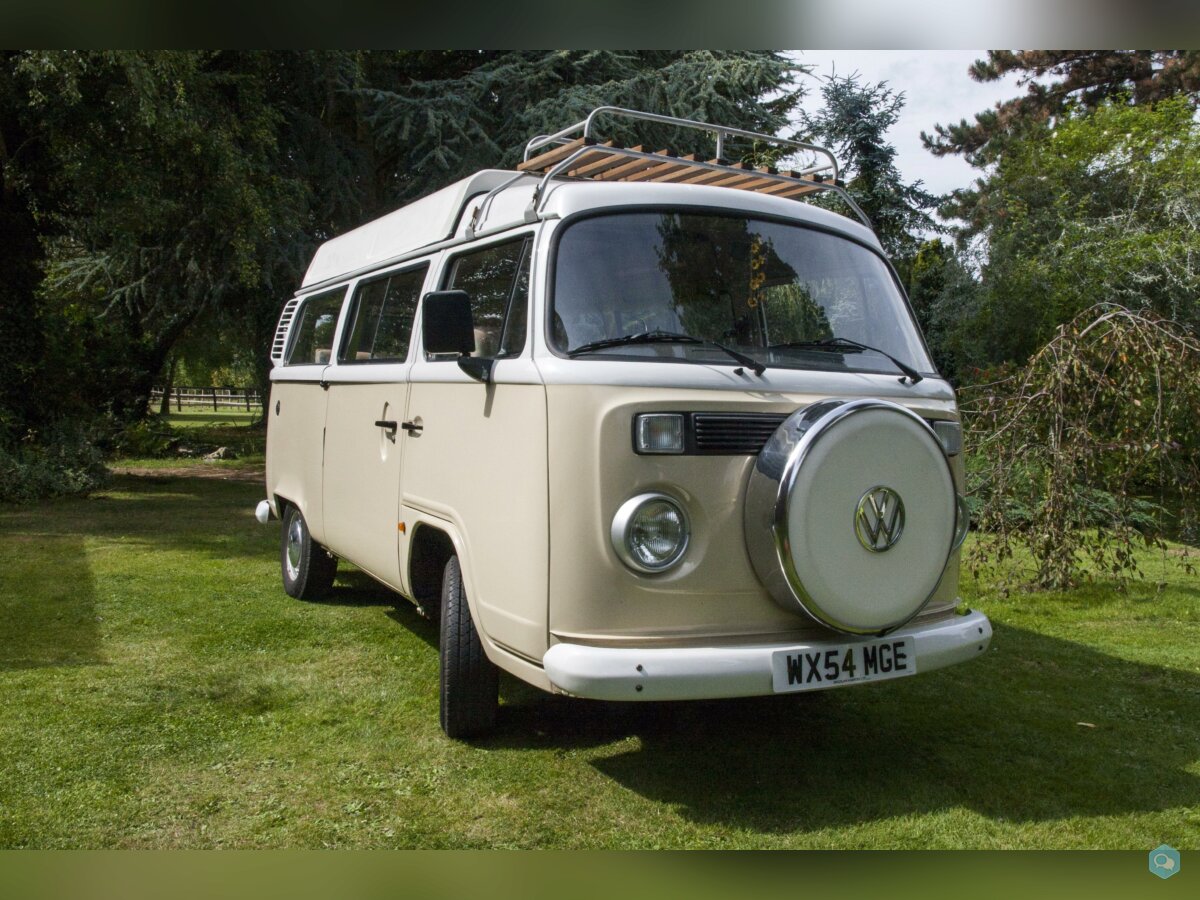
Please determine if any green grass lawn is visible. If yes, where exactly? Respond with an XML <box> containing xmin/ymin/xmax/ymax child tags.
<box><xmin>165</xmin><ymin>410</ymin><xmax>259</xmax><ymax>429</ymax></box>
<box><xmin>1</xmin><ymin>467</ymin><xmax>1198</xmax><ymax>849</ymax></box>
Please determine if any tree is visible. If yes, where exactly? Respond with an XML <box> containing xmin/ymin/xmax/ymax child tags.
<box><xmin>922</xmin><ymin>51</ymin><xmax>1200</xmax><ymax>166</ymax></box>
<box><xmin>360</xmin><ymin>51</ymin><xmax>801</xmax><ymax>199</ymax></box>
<box><xmin>800</xmin><ymin>73</ymin><xmax>941</xmax><ymax>260</ymax></box>
<box><xmin>8</xmin><ymin>51</ymin><xmax>304</xmax><ymax>422</ymax></box>
<box><xmin>905</xmin><ymin>238</ymin><xmax>983</xmax><ymax>380</ymax></box>
<box><xmin>945</xmin><ymin>97</ymin><xmax>1200</xmax><ymax>367</ymax></box>
<box><xmin>3</xmin><ymin>51</ymin><xmax>804</xmax><ymax>435</ymax></box>
<box><xmin>962</xmin><ymin>305</ymin><xmax>1200</xmax><ymax>590</ymax></box>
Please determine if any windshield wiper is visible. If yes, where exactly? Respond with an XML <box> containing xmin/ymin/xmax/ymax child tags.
<box><xmin>568</xmin><ymin>330</ymin><xmax>766</xmax><ymax>376</ymax></box>
<box><xmin>768</xmin><ymin>337</ymin><xmax>924</xmax><ymax>384</ymax></box>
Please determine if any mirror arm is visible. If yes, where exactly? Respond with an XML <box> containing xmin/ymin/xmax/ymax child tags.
<box><xmin>456</xmin><ymin>355</ymin><xmax>494</xmax><ymax>383</ymax></box>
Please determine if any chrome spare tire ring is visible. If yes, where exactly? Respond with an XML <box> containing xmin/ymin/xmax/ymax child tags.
<box><xmin>744</xmin><ymin>398</ymin><xmax>960</xmax><ymax>636</ymax></box>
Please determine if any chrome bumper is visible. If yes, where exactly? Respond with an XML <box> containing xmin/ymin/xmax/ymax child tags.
<box><xmin>543</xmin><ymin>609</ymin><xmax>992</xmax><ymax>701</ymax></box>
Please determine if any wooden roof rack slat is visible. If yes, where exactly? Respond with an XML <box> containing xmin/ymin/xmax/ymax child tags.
<box><xmin>596</xmin><ymin>149</ymin><xmax>676</xmax><ymax>181</ymax></box>
<box><xmin>755</xmin><ymin>176</ymin><xmax>818</xmax><ymax>196</ymax></box>
<box><xmin>564</xmin><ymin>141</ymin><xmax>616</xmax><ymax>175</ymax></box>
<box><xmin>763</xmin><ymin>182</ymin><xmax>822</xmax><ymax>199</ymax></box>
<box><xmin>673</xmin><ymin>162</ymin><xmax>746</xmax><ymax>187</ymax></box>
<box><xmin>569</xmin><ymin>145</ymin><xmax>645</xmax><ymax>179</ymax></box>
<box><xmin>700</xmin><ymin>167</ymin><xmax>776</xmax><ymax>190</ymax></box>
<box><xmin>646</xmin><ymin>156</ymin><xmax>713</xmax><ymax>184</ymax></box>
<box><xmin>721</xmin><ymin>173</ymin><xmax>798</xmax><ymax>193</ymax></box>
<box><xmin>624</xmin><ymin>154</ymin><xmax>699</xmax><ymax>183</ymax></box>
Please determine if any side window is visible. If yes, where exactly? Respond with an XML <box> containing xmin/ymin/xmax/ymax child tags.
<box><xmin>441</xmin><ymin>238</ymin><xmax>531</xmax><ymax>359</ymax></box>
<box><xmin>340</xmin><ymin>265</ymin><xmax>427</xmax><ymax>364</ymax></box>
<box><xmin>285</xmin><ymin>288</ymin><xmax>346</xmax><ymax>366</ymax></box>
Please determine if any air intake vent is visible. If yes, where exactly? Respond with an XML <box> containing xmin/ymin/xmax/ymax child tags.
<box><xmin>271</xmin><ymin>298</ymin><xmax>301</xmax><ymax>365</ymax></box>
<box><xmin>692</xmin><ymin>413</ymin><xmax>788</xmax><ymax>455</ymax></box>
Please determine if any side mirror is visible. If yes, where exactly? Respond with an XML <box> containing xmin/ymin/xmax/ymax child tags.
<box><xmin>422</xmin><ymin>290</ymin><xmax>475</xmax><ymax>355</ymax></box>
<box><xmin>421</xmin><ymin>290</ymin><xmax>493</xmax><ymax>383</ymax></box>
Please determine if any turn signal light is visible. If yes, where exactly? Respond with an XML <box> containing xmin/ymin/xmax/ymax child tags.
<box><xmin>932</xmin><ymin>420</ymin><xmax>962</xmax><ymax>456</ymax></box>
<box><xmin>635</xmin><ymin>414</ymin><xmax>684</xmax><ymax>454</ymax></box>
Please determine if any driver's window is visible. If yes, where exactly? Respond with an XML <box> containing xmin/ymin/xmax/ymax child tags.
<box><xmin>440</xmin><ymin>238</ymin><xmax>531</xmax><ymax>359</ymax></box>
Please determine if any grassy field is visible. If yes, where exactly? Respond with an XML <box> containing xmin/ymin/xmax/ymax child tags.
<box><xmin>1</xmin><ymin>465</ymin><xmax>1198</xmax><ymax>849</ymax></box>
<box><xmin>165</xmin><ymin>410</ymin><xmax>259</xmax><ymax>429</ymax></box>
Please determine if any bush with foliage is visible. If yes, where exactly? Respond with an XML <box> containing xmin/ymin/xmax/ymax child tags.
<box><xmin>0</xmin><ymin>422</ymin><xmax>108</xmax><ymax>503</ymax></box>
<box><xmin>961</xmin><ymin>305</ymin><xmax>1199</xmax><ymax>589</ymax></box>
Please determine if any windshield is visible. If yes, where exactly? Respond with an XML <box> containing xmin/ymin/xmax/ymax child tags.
<box><xmin>550</xmin><ymin>211</ymin><xmax>934</xmax><ymax>376</ymax></box>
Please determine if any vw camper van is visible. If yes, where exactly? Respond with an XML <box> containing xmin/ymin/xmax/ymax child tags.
<box><xmin>257</xmin><ymin>108</ymin><xmax>992</xmax><ymax>738</ymax></box>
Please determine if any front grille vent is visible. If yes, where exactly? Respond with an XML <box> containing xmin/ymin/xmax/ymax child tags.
<box><xmin>691</xmin><ymin>413</ymin><xmax>788</xmax><ymax>455</ymax></box>
<box><xmin>636</xmin><ymin>410</ymin><xmax>958</xmax><ymax>457</ymax></box>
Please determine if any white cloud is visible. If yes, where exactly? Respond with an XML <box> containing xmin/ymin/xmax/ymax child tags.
<box><xmin>790</xmin><ymin>50</ymin><xmax>1028</xmax><ymax>198</ymax></box>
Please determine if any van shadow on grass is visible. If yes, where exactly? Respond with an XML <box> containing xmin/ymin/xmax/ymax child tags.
<box><xmin>0</xmin><ymin>534</ymin><xmax>103</xmax><ymax>670</ymax></box>
<box><xmin>489</xmin><ymin>623</ymin><xmax>1200</xmax><ymax>833</ymax></box>
<box><xmin>322</xmin><ymin>569</ymin><xmax>439</xmax><ymax>650</ymax></box>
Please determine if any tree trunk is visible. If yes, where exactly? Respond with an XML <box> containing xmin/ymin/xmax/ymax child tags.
<box><xmin>158</xmin><ymin>356</ymin><xmax>177</xmax><ymax>417</ymax></box>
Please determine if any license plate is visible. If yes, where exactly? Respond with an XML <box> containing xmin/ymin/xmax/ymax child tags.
<box><xmin>771</xmin><ymin>636</ymin><xmax>916</xmax><ymax>693</ymax></box>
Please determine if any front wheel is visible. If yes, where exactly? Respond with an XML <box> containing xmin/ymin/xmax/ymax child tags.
<box><xmin>280</xmin><ymin>504</ymin><xmax>337</xmax><ymax>600</ymax></box>
<box><xmin>439</xmin><ymin>556</ymin><xmax>498</xmax><ymax>738</ymax></box>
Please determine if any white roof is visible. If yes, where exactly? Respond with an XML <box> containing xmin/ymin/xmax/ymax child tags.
<box><xmin>301</xmin><ymin>169</ymin><xmax>879</xmax><ymax>290</ymax></box>
<box><xmin>300</xmin><ymin>170</ymin><xmax>522</xmax><ymax>288</ymax></box>
<box><xmin>538</xmin><ymin>179</ymin><xmax>881</xmax><ymax>249</ymax></box>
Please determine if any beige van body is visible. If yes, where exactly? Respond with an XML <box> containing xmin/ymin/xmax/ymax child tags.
<box><xmin>260</xmin><ymin>117</ymin><xmax>992</xmax><ymax>736</ymax></box>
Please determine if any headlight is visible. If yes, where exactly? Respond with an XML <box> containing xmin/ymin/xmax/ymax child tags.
<box><xmin>611</xmin><ymin>493</ymin><xmax>690</xmax><ymax>573</ymax></box>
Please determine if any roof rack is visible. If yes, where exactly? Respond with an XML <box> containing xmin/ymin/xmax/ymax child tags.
<box><xmin>466</xmin><ymin>107</ymin><xmax>871</xmax><ymax>237</ymax></box>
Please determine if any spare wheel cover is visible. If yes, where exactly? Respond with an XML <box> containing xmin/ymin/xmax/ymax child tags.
<box><xmin>744</xmin><ymin>398</ymin><xmax>957</xmax><ymax>635</ymax></box>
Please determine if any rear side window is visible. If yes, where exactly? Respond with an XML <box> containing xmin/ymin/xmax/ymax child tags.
<box><xmin>440</xmin><ymin>237</ymin><xmax>531</xmax><ymax>359</ymax></box>
<box><xmin>340</xmin><ymin>264</ymin><xmax>428</xmax><ymax>364</ymax></box>
<box><xmin>285</xmin><ymin>288</ymin><xmax>346</xmax><ymax>366</ymax></box>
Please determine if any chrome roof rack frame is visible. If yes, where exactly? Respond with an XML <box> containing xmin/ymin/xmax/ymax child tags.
<box><xmin>467</xmin><ymin>106</ymin><xmax>872</xmax><ymax>238</ymax></box>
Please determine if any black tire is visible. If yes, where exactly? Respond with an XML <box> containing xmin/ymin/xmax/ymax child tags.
<box><xmin>439</xmin><ymin>556</ymin><xmax>498</xmax><ymax>738</ymax></box>
<box><xmin>280</xmin><ymin>504</ymin><xmax>337</xmax><ymax>601</ymax></box>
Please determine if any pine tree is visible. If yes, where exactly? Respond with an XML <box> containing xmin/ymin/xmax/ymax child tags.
<box><xmin>800</xmin><ymin>74</ymin><xmax>941</xmax><ymax>259</ymax></box>
<box><xmin>360</xmin><ymin>51</ymin><xmax>801</xmax><ymax>203</ymax></box>
<box><xmin>922</xmin><ymin>51</ymin><xmax>1200</xmax><ymax>166</ymax></box>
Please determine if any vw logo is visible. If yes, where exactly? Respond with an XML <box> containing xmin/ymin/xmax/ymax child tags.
<box><xmin>855</xmin><ymin>486</ymin><xmax>905</xmax><ymax>552</ymax></box>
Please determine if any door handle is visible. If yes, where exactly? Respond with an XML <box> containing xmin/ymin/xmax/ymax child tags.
<box><xmin>374</xmin><ymin>420</ymin><xmax>398</xmax><ymax>434</ymax></box>
<box><xmin>401</xmin><ymin>420</ymin><xmax>423</xmax><ymax>434</ymax></box>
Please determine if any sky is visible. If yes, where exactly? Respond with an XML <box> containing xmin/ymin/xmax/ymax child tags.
<box><xmin>789</xmin><ymin>50</ymin><xmax>1030</xmax><ymax>197</ymax></box>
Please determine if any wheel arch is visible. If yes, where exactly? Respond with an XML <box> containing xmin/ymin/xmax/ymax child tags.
<box><xmin>403</xmin><ymin>511</ymin><xmax>553</xmax><ymax>692</ymax></box>
<box><xmin>408</xmin><ymin>520</ymin><xmax>457</xmax><ymax>616</ymax></box>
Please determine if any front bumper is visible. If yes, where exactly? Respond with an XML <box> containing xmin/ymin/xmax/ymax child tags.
<box><xmin>543</xmin><ymin>609</ymin><xmax>992</xmax><ymax>701</ymax></box>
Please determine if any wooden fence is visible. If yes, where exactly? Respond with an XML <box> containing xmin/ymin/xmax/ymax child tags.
<box><xmin>151</xmin><ymin>387</ymin><xmax>262</xmax><ymax>412</ymax></box>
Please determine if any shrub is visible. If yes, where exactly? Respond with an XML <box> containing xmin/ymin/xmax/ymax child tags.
<box><xmin>961</xmin><ymin>305</ymin><xmax>1200</xmax><ymax>589</ymax></box>
<box><xmin>111</xmin><ymin>418</ymin><xmax>176</xmax><ymax>458</ymax></box>
<box><xmin>0</xmin><ymin>422</ymin><xmax>109</xmax><ymax>503</ymax></box>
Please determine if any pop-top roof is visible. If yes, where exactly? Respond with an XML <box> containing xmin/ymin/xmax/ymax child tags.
<box><xmin>300</xmin><ymin>170</ymin><xmax>517</xmax><ymax>288</ymax></box>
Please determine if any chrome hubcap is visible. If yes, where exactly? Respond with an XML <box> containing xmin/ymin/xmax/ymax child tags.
<box><xmin>286</xmin><ymin>516</ymin><xmax>304</xmax><ymax>580</ymax></box>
